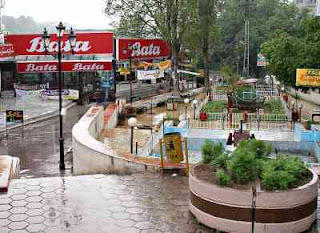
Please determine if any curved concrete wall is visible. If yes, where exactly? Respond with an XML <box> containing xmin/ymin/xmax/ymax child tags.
<box><xmin>189</xmin><ymin>169</ymin><xmax>318</xmax><ymax>233</ymax></box>
<box><xmin>72</xmin><ymin>106</ymin><xmax>157</xmax><ymax>175</ymax></box>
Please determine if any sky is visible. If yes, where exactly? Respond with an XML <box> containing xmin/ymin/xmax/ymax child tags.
<box><xmin>5</xmin><ymin>0</ymin><xmax>112</xmax><ymax>29</ymax></box>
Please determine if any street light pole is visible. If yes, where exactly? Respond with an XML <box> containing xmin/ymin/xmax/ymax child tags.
<box><xmin>129</xmin><ymin>50</ymin><xmax>132</xmax><ymax>103</ymax></box>
<box><xmin>57</xmin><ymin>35</ymin><xmax>64</xmax><ymax>170</ymax></box>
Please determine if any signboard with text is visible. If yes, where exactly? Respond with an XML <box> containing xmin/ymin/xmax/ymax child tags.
<box><xmin>117</xmin><ymin>38</ymin><xmax>170</xmax><ymax>61</ymax></box>
<box><xmin>137</xmin><ymin>69</ymin><xmax>164</xmax><ymax>81</ymax></box>
<box><xmin>6</xmin><ymin>32</ymin><xmax>113</xmax><ymax>56</ymax></box>
<box><xmin>6</xmin><ymin>110</ymin><xmax>23</xmax><ymax>123</ymax></box>
<box><xmin>296</xmin><ymin>68</ymin><xmax>320</xmax><ymax>87</ymax></box>
<box><xmin>257</xmin><ymin>53</ymin><xmax>268</xmax><ymax>67</ymax></box>
<box><xmin>17</xmin><ymin>61</ymin><xmax>112</xmax><ymax>73</ymax></box>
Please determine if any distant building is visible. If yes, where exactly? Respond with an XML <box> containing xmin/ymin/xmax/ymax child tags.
<box><xmin>294</xmin><ymin>0</ymin><xmax>317</xmax><ymax>15</ymax></box>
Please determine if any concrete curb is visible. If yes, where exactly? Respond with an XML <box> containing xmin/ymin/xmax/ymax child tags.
<box><xmin>0</xmin><ymin>101</ymin><xmax>77</xmax><ymax>133</ymax></box>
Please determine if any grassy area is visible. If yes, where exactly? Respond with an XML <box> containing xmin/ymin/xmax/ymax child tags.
<box><xmin>201</xmin><ymin>101</ymin><xmax>227</xmax><ymax>113</ymax></box>
<box><xmin>264</xmin><ymin>98</ymin><xmax>285</xmax><ymax>114</ymax></box>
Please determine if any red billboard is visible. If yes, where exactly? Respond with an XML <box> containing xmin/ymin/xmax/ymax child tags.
<box><xmin>17</xmin><ymin>61</ymin><xmax>112</xmax><ymax>73</ymax></box>
<box><xmin>6</xmin><ymin>32</ymin><xmax>113</xmax><ymax>56</ymax></box>
<box><xmin>0</xmin><ymin>44</ymin><xmax>14</xmax><ymax>58</ymax></box>
<box><xmin>117</xmin><ymin>38</ymin><xmax>170</xmax><ymax>60</ymax></box>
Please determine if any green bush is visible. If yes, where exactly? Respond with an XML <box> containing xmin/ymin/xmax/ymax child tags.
<box><xmin>237</xmin><ymin>140</ymin><xmax>272</xmax><ymax>158</ymax></box>
<box><xmin>261</xmin><ymin>156</ymin><xmax>311</xmax><ymax>191</ymax></box>
<box><xmin>201</xmin><ymin>101</ymin><xmax>227</xmax><ymax>113</ymax></box>
<box><xmin>216</xmin><ymin>169</ymin><xmax>231</xmax><ymax>187</ymax></box>
<box><xmin>210</xmin><ymin>152</ymin><xmax>230</xmax><ymax>170</ymax></box>
<box><xmin>227</xmin><ymin>149</ymin><xmax>258</xmax><ymax>184</ymax></box>
<box><xmin>264</xmin><ymin>98</ymin><xmax>284</xmax><ymax>114</ymax></box>
<box><xmin>201</xmin><ymin>140</ymin><xmax>224</xmax><ymax>164</ymax></box>
<box><xmin>164</xmin><ymin>114</ymin><xmax>180</xmax><ymax>126</ymax></box>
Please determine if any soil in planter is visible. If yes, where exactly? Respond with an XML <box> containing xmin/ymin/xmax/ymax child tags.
<box><xmin>192</xmin><ymin>164</ymin><xmax>252</xmax><ymax>190</ymax></box>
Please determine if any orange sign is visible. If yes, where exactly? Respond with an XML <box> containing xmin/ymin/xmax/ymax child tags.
<box><xmin>296</xmin><ymin>69</ymin><xmax>320</xmax><ymax>87</ymax></box>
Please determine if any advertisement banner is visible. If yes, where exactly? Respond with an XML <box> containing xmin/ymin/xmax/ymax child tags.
<box><xmin>117</xmin><ymin>38</ymin><xmax>170</xmax><ymax>60</ymax></box>
<box><xmin>6</xmin><ymin>32</ymin><xmax>113</xmax><ymax>56</ymax></box>
<box><xmin>137</xmin><ymin>70</ymin><xmax>164</xmax><ymax>81</ymax></box>
<box><xmin>257</xmin><ymin>53</ymin><xmax>268</xmax><ymax>67</ymax></box>
<box><xmin>296</xmin><ymin>69</ymin><xmax>320</xmax><ymax>87</ymax></box>
<box><xmin>6</xmin><ymin>110</ymin><xmax>23</xmax><ymax>123</ymax></box>
<box><xmin>17</xmin><ymin>61</ymin><xmax>112</xmax><ymax>73</ymax></box>
<box><xmin>42</xmin><ymin>89</ymin><xmax>79</xmax><ymax>100</ymax></box>
<box><xmin>0</xmin><ymin>44</ymin><xmax>14</xmax><ymax>58</ymax></box>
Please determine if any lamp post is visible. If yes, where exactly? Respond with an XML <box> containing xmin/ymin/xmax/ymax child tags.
<box><xmin>128</xmin><ymin>117</ymin><xmax>138</xmax><ymax>154</ymax></box>
<box><xmin>42</xmin><ymin>23</ymin><xmax>77</xmax><ymax>170</ymax></box>
<box><xmin>184</xmin><ymin>98</ymin><xmax>189</xmax><ymax>120</ymax></box>
<box><xmin>299</xmin><ymin>104</ymin><xmax>304</xmax><ymax>122</ymax></box>
<box><xmin>192</xmin><ymin>99</ymin><xmax>198</xmax><ymax>120</ymax></box>
<box><xmin>123</xmin><ymin>43</ymin><xmax>136</xmax><ymax>103</ymax></box>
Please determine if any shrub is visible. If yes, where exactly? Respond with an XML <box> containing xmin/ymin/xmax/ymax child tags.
<box><xmin>201</xmin><ymin>101</ymin><xmax>227</xmax><ymax>113</ymax></box>
<box><xmin>210</xmin><ymin>152</ymin><xmax>230</xmax><ymax>170</ymax></box>
<box><xmin>261</xmin><ymin>156</ymin><xmax>311</xmax><ymax>191</ymax></box>
<box><xmin>264</xmin><ymin>98</ymin><xmax>284</xmax><ymax>114</ymax></box>
<box><xmin>237</xmin><ymin>140</ymin><xmax>272</xmax><ymax>158</ymax></box>
<box><xmin>201</xmin><ymin>140</ymin><xmax>224</xmax><ymax>164</ymax></box>
<box><xmin>216</xmin><ymin>169</ymin><xmax>231</xmax><ymax>187</ymax></box>
<box><xmin>164</xmin><ymin>114</ymin><xmax>180</xmax><ymax>126</ymax></box>
<box><xmin>227</xmin><ymin>149</ymin><xmax>258</xmax><ymax>184</ymax></box>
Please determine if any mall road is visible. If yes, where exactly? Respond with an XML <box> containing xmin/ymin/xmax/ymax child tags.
<box><xmin>0</xmin><ymin>105</ymin><xmax>89</xmax><ymax>178</ymax></box>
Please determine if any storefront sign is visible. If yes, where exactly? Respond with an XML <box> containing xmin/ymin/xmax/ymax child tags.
<box><xmin>137</xmin><ymin>69</ymin><xmax>164</xmax><ymax>81</ymax></box>
<box><xmin>296</xmin><ymin>69</ymin><xmax>320</xmax><ymax>87</ymax></box>
<box><xmin>117</xmin><ymin>38</ymin><xmax>170</xmax><ymax>60</ymax></box>
<box><xmin>6</xmin><ymin>32</ymin><xmax>113</xmax><ymax>55</ymax></box>
<box><xmin>0</xmin><ymin>44</ymin><xmax>14</xmax><ymax>58</ymax></box>
<box><xmin>17</xmin><ymin>61</ymin><xmax>112</xmax><ymax>73</ymax></box>
<box><xmin>42</xmin><ymin>89</ymin><xmax>79</xmax><ymax>100</ymax></box>
<box><xmin>6</xmin><ymin>110</ymin><xmax>23</xmax><ymax>123</ymax></box>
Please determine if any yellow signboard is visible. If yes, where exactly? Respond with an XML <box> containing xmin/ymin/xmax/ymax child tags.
<box><xmin>296</xmin><ymin>69</ymin><xmax>320</xmax><ymax>87</ymax></box>
<box><xmin>119</xmin><ymin>68</ymin><xmax>130</xmax><ymax>75</ymax></box>
<box><xmin>163</xmin><ymin>132</ymin><xmax>183</xmax><ymax>163</ymax></box>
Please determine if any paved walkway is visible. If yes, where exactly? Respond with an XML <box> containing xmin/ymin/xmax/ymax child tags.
<box><xmin>0</xmin><ymin>174</ymin><xmax>213</xmax><ymax>233</ymax></box>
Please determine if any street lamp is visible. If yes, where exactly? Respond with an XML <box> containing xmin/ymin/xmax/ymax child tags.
<box><xmin>184</xmin><ymin>98</ymin><xmax>189</xmax><ymax>120</ymax></box>
<box><xmin>128</xmin><ymin>117</ymin><xmax>138</xmax><ymax>154</ymax></box>
<box><xmin>192</xmin><ymin>99</ymin><xmax>198</xmax><ymax>120</ymax></box>
<box><xmin>42</xmin><ymin>23</ymin><xmax>77</xmax><ymax>170</ymax></box>
<box><xmin>123</xmin><ymin>43</ymin><xmax>136</xmax><ymax>103</ymax></box>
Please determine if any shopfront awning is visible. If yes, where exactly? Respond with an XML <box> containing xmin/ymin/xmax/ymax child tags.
<box><xmin>17</xmin><ymin>60</ymin><xmax>112</xmax><ymax>73</ymax></box>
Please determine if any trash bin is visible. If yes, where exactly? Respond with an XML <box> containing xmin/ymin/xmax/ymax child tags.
<box><xmin>163</xmin><ymin>132</ymin><xmax>183</xmax><ymax>163</ymax></box>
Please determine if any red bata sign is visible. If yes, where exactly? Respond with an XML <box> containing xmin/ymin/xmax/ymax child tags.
<box><xmin>17</xmin><ymin>61</ymin><xmax>112</xmax><ymax>73</ymax></box>
<box><xmin>117</xmin><ymin>38</ymin><xmax>170</xmax><ymax>60</ymax></box>
<box><xmin>0</xmin><ymin>44</ymin><xmax>14</xmax><ymax>58</ymax></box>
<box><xmin>6</xmin><ymin>32</ymin><xmax>113</xmax><ymax>56</ymax></box>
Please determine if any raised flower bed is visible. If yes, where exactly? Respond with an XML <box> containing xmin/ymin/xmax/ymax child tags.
<box><xmin>189</xmin><ymin>140</ymin><xmax>318</xmax><ymax>233</ymax></box>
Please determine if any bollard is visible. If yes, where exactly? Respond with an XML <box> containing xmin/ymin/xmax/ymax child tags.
<box><xmin>136</xmin><ymin>141</ymin><xmax>138</xmax><ymax>155</ymax></box>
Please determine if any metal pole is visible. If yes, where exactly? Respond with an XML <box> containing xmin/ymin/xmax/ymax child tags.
<box><xmin>130</xmin><ymin>126</ymin><xmax>134</xmax><ymax>153</ymax></box>
<box><xmin>129</xmin><ymin>53</ymin><xmax>132</xmax><ymax>103</ymax></box>
<box><xmin>194</xmin><ymin>106</ymin><xmax>196</xmax><ymax>120</ymax></box>
<box><xmin>58</xmin><ymin>39</ymin><xmax>65</xmax><ymax>170</ymax></box>
<box><xmin>185</xmin><ymin>105</ymin><xmax>187</xmax><ymax>120</ymax></box>
<box><xmin>251</xmin><ymin>186</ymin><xmax>256</xmax><ymax>233</ymax></box>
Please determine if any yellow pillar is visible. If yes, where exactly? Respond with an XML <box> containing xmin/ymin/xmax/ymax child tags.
<box><xmin>184</xmin><ymin>138</ymin><xmax>190</xmax><ymax>177</ymax></box>
<box><xmin>159</xmin><ymin>139</ymin><xmax>164</xmax><ymax>168</ymax></box>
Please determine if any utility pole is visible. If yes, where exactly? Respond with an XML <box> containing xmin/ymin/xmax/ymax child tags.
<box><xmin>239</xmin><ymin>0</ymin><xmax>255</xmax><ymax>78</ymax></box>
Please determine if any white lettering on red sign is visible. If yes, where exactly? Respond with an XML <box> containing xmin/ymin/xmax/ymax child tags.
<box><xmin>26</xmin><ymin>37</ymin><xmax>92</xmax><ymax>53</ymax></box>
<box><xmin>25</xmin><ymin>64</ymin><xmax>58</xmax><ymax>72</ymax></box>
<box><xmin>72</xmin><ymin>63</ymin><xmax>105</xmax><ymax>71</ymax></box>
<box><xmin>130</xmin><ymin>42</ymin><xmax>161</xmax><ymax>57</ymax></box>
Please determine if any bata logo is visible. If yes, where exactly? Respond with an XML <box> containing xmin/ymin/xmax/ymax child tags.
<box><xmin>26</xmin><ymin>64</ymin><xmax>57</xmax><ymax>72</ymax></box>
<box><xmin>26</xmin><ymin>37</ymin><xmax>92</xmax><ymax>53</ymax></box>
<box><xmin>72</xmin><ymin>63</ymin><xmax>105</xmax><ymax>71</ymax></box>
<box><xmin>130</xmin><ymin>42</ymin><xmax>161</xmax><ymax>57</ymax></box>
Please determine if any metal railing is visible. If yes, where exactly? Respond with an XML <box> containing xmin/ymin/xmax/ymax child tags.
<box><xmin>206</xmin><ymin>112</ymin><xmax>289</xmax><ymax>122</ymax></box>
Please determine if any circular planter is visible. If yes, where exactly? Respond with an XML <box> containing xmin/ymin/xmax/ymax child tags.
<box><xmin>189</xmin><ymin>166</ymin><xmax>318</xmax><ymax>233</ymax></box>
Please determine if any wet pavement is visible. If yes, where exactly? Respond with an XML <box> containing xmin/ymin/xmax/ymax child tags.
<box><xmin>0</xmin><ymin>173</ymin><xmax>214</xmax><ymax>233</ymax></box>
<box><xmin>0</xmin><ymin>104</ymin><xmax>89</xmax><ymax>178</ymax></box>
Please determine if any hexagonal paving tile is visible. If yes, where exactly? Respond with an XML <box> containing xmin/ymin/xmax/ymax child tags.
<box><xmin>26</xmin><ymin>196</ymin><xmax>42</xmax><ymax>203</ymax></box>
<box><xmin>10</xmin><ymin>207</ymin><xmax>28</xmax><ymax>215</ymax></box>
<box><xmin>41</xmin><ymin>192</ymin><xmax>56</xmax><ymax>199</ymax></box>
<box><xmin>115</xmin><ymin>219</ymin><xmax>136</xmax><ymax>228</ymax></box>
<box><xmin>26</xmin><ymin>203</ymin><xmax>42</xmax><ymax>209</ymax></box>
<box><xmin>26</xmin><ymin>191</ymin><xmax>42</xmax><ymax>197</ymax></box>
<box><xmin>25</xmin><ymin>186</ymin><xmax>41</xmax><ymax>191</ymax></box>
<box><xmin>0</xmin><ymin>219</ymin><xmax>10</xmax><ymax>227</ymax></box>
<box><xmin>0</xmin><ymin>204</ymin><xmax>11</xmax><ymax>211</ymax></box>
<box><xmin>108</xmin><ymin>205</ymin><xmax>126</xmax><ymax>213</ymax></box>
<box><xmin>11</xmin><ymin>194</ymin><xmax>28</xmax><ymax>201</ymax></box>
<box><xmin>26</xmin><ymin>216</ymin><xmax>45</xmax><ymax>224</ymax></box>
<box><xmin>9</xmin><ymin>214</ymin><xmax>28</xmax><ymax>222</ymax></box>
<box><xmin>26</xmin><ymin>223</ymin><xmax>46</xmax><ymax>232</ymax></box>
<box><xmin>9</xmin><ymin>189</ymin><xmax>27</xmax><ymax>195</ymax></box>
<box><xmin>0</xmin><ymin>198</ymin><xmax>11</xmax><ymax>205</ymax></box>
<box><xmin>26</xmin><ymin>208</ymin><xmax>44</xmax><ymax>217</ymax></box>
<box><xmin>111</xmin><ymin>212</ymin><xmax>131</xmax><ymax>220</ymax></box>
<box><xmin>134</xmin><ymin>221</ymin><xmax>156</xmax><ymax>230</ymax></box>
<box><xmin>11</xmin><ymin>200</ymin><xmax>28</xmax><ymax>207</ymax></box>
<box><xmin>0</xmin><ymin>227</ymin><xmax>9</xmax><ymax>233</ymax></box>
<box><xmin>0</xmin><ymin>211</ymin><xmax>10</xmax><ymax>219</ymax></box>
<box><xmin>8</xmin><ymin>221</ymin><xmax>28</xmax><ymax>230</ymax></box>
<box><xmin>40</xmin><ymin>187</ymin><xmax>55</xmax><ymax>193</ymax></box>
<box><xmin>126</xmin><ymin>208</ymin><xmax>144</xmax><ymax>214</ymax></box>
